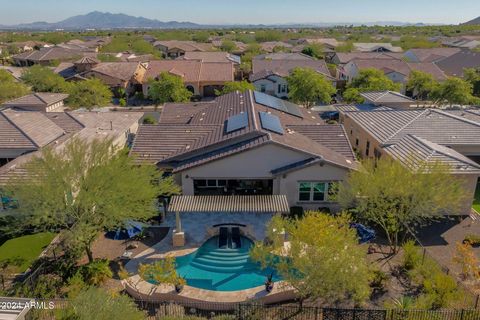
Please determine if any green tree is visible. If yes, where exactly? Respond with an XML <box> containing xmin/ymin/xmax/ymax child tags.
<box><xmin>69</xmin><ymin>287</ymin><xmax>145</xmax><ymax>320</ymax></box>
<box><xmin>66</xmin><ymin>78</ymin><xmax>113</xmax><ymax>109</ymax></box>
<box><xmin>192</xmin><ymin>31</ymin><xmax>210</xmax><ymax>43</ymax></box>
<box><xmin>147</xmin><ymin>72</ymin><xmax>192</xmax><ymax>104</ymax></box>
<box><xmin>348</xmin><ymin>68</ymin><xmax>402</xmax><ymax>92</ymax></box>
<box><xmin>464</xmin><ymin>68</ymin><xmax>480</xmax><ymax>97</ymax></box>
<box><xmin>250</xmin><ymin>212</ymin><xmax>371</xmax><ymax>306</ymax></box>
<box><xmin>301</xmin><ymin>43</ymin><xmax>325</xmax><ymax>59</ymax></box>
<box><xmin>286</xmin><ymin>68</ymin><xmax>336</xmax><ymax>108</ymax></box>
<box><xmin>6</xmin><ymin>138</ymin><xmax>180</xmax><ymax>263</ymax></box>
<box><xmin>21</xmin><ymin>65</ymin><xmax>70</xmax><ymax>93</ymax></box>
<box><xmin>255</xmin><ymin>30</ymin><xmax>283</xmax><ymax>42</ymax></box>
<box><xmin>406</xmin><ymin>70</ymin><xmax>439</xmax><ymax>100</ymax></box>
<box><xmin>142</xmin><ymin>115</ymin><xmax>157</xmax><ymax>124</ymax></box>
<box><xmin>220</xmin><ymin>40</ymin><xmax>237</xmax><ymax>53</ymax></box>
<box><xmin>0</xmin><ymin>70</ymin><xmax>29</xmax><ymax>103</ymax></box>
<box><xmin>342</xmin><ymin>88</ymin><xmax>364</xmax><ymax>104</ymax></box>
<box><xmin>430</xmin><ymin>77</ymin><xmax>479</xmax><ymax>106</ymax></box>
<box><xmin>336</xmin><ymin>41</ymin><xmax>354</xmax><ymax>53</ymax></box>
<box><xmin>215</xmin><ymin>80</ymin><xmax>254</xmax><ymax>95</ymax></box>
<box><xmin>337</xmin><ymin>157</ymin><xmax>468</xmax><ymax>253</ymax></box>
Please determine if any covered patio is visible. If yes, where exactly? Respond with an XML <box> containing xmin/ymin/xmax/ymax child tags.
<box><xmin>166</xmin><ymin>195</ymin><xmax>290</xmax><ymax>246</ymax></box>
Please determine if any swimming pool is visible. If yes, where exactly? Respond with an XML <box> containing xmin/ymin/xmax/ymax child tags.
<box><xmin>173</xmin><ymin>236</ymin><xmax>281</xmax><ymax>291</ymax></box>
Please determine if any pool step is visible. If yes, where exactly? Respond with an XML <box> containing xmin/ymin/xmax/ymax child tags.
<box><xmin>194</xmin><ymin>256</ymin><xmax>250</xmax><ymax>267</ymax></box>
<box><xmin>189</xmin><ymin>261</ymin><xmax>256</xmax><ymax>273</ymax></box>
<box><xmin>199</xmin><ymin>250</ymin><xmax>250</xmax><ymax>258</ymax></box>
<box><xmin>196</xmin><ymin>253</ymin><xmax>250</xmax><ymax>262</ymax></box>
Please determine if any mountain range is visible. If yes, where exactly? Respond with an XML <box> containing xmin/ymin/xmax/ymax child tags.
<box><xmin>0</xmin><ymin>11</ymin><xmax>446</xmax><ymax>30</ymax></box>
<box><xmin>463</xmin><ymin>16</ymin><xmax>480</xmax><ymax>25</ymax></box>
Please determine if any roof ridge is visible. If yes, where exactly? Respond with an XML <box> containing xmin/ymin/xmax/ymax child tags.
<box><xmin>431</xmin><ymin>109</ymin><xmax>480</xmax><ymax>128</ymax></box>
<box><xmin>384</xmin><ymin>110</ymin><xmax>428</xmax><ymax>143</ymax></box>
<box><xmin>34</xmin><ymin>93</ymin><xmax>48</xmax><ymax>105</ymax></box>
<box><xmin>248</xmin><ymin>90</ymin><xmax>260</xmax><ymax>131</ymax></box>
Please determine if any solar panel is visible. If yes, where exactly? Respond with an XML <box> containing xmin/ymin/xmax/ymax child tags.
<box><xmin>259</xmin><ymin>112</ymin><xmax>284</xmax><ymax>135</ymax></box>
<box><xmin>226</xmin><ymin>112</ymin><xmax>248</xmax><ymax>133</ymax></box>
<box><xmin>253</xmin><ymin>91</ymin><xmax>303</xmax><ymax>118</ymax></box>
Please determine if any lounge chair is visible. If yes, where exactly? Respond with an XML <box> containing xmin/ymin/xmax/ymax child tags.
<box><xmin>231</xmin><ymin>227</ymin><xmax>241</xmax><ymax>249</ymax></box>
<box><xmin>218</xmin><ymin>227</ymin><xmax>228</xmax><ymax>248</ymax></box>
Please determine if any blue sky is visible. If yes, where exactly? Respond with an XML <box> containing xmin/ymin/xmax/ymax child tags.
<box><xmin>1</xmin><ymin>0</ymin><xmax>479</xmax><ymax>25</ymax></box>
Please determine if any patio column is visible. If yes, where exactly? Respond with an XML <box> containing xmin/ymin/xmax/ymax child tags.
<box><xmin>173</xmin><ymin>211</ymin><xmax>185</xmax><ymax>247</ymax></box>
<box><xmin>175</xmin><ymin>211</ymin><xmax>182</xmax><ymax>232</ymax></box>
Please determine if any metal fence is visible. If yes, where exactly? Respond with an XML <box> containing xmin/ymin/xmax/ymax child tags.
<box><xmin>19</xmin><ymin>299</ymin><xmax>480</xmax><ymax>320</ymax></box>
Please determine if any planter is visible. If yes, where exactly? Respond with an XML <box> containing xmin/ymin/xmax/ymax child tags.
<box><xmin>265</xmin><ymin>282</ymin><xmax>274</xmax><ymax>293</ymax></box>
<box><xmin>175</xmin><ymin>284</ymin><xmax>184</xmax><ymax>293</ymax></box>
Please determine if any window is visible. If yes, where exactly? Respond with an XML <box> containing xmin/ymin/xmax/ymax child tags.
<box><xmin>366</xmin><ymin>141</ymin><xmax>370</xmax><ymax>157</ymax></box>
<box><xmin>207</xmin><ymin>179</ymin><xmax>217</xmax><ymax>187</ymax></box>
<box><xmin>355</xmin><ymin>138</ymin><xmax>359</xmax><ymax>147</ymax></box>
<box><xmin>260</xmin><ymin>84</ymin><xmax>266</xmax><ymax>92</ymax></box>
<box><xmin>298</xmin><ymin>182</ymin><xmax>336</xmax><ymax>202</ymax></box>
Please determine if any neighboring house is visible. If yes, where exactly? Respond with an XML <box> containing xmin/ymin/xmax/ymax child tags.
<box><xmin>10</xmin><ymin>41</ymin><xmax>50</xmax><ymax>52</ymax></box>
<box><xmin>153</xmin><ymin>41</ymin><xmax>213</xmax><ymax>58</ymax></box>
<box><xmin>142</xmin><ymin>60</ymin><xmax>234</xmax><ymax>97</ymax></box>
<box><xmin>2</xmin><ymin>93</ymin><xmax>69</xmax><ymax>112</ymax></box>
<box><xmin>359</xmin><ymin>91</ymin><xmax>415</xmax><ymax>109</ymax></box>
<box><xmin>342</xmin><ymin>59</ymin><xmax>447</xmax><ymax>92</ymax></box>
<box><xmin>435</xmin><ymin>50</ymin><xmax>480</xmax><ymax>78</ymax></box>
<box><xmin>0</xmin><ymin>66</ymin><xmax>26</xmax><ymax>81</ymax></box>
<box><xmin>130</xmin><ymin>90</ymin><xmax>357</xmax><ymax>211</ymax></box>
<box><xmin>177</xmin><ymin>51</ymin><xmax>241</xmax><ymax>65</ymax></box>
<box><xmin>442</xmin><ymin>37</ymin><xmax>480</xmax><ymax>50</ymax></box>
<box><xmin>353</xmin><ymin>43</ymin><xmax>403</xmax><ymax>53</ymax></box>
<box><xmin>250</xmin><ymin>53</ymin><xmax>336</xmax><ymax>98</ymax></box>
<box><xmin>403</xmin><ymin>48</ymin><xmax>461</xmax><ymax>63</ymax></box>
<box><xmin>0</xmin><ymin>108</ymin><xmax>142</xmax><ymax>180</ymax></box>
<box><xmin>259</xmin><ymin>42</ymin><xmax>293</xmax><ymax>53</ymax></box>
<box><xmin>11</xmin><ymin>46</ymin><xmax>88</xmax><ymax>66</ymax></box>
<box><xmin>59</xmin><ymin>37</ymin><xmax>111</xmax><ymax>53</ymax></box>
<box><xmin>330</xmin><ymin>52</ymin><xmax>404</xmax><ymax>66</ymax></box>
<box><xmin>82</xmin><ymin>62</ymin><xmax>148</xmax><ymax>96</ymax></box>
<box><xmin>211</xmin><ymin>40</ymin><xmax>247</xmax><ymax>55</ymax></box>
<box><xmin>296</xmin><ymin>38</ymin><xmax>342</xmax><ymax>51</ymax></box>
<box><xmin>101</xmin><ymin>51</ymin><xmax>154</xmax><ymax>63</ymax></box>
<box><xmin>341</xmin><ymin>108</ymin><xmax>480</xmax><ymax>214</ymax></box>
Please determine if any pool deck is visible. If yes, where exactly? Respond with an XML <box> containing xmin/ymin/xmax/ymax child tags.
<box><xmin>124</xmin><ymin>228</ymin><xmax>297</xmax><ymax>305</ymax></box>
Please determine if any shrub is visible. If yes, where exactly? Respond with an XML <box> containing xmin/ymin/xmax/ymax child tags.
<box><xmin>81</xmin><ymin>259</ymin><xmax>112</xmax><ymax>285</ymax></box>
<box><xmin>142</xmin><ymin>115</ymin><xmax>156</xmax><ymax>124</ymax></box>
<box><xmin>119</xmin><ymin>98</ymin><xmax>127</xmax><ymax>107</ymax></box>
<box><xmin>463</xmin><ymin>234</ymin><xmax>480</xmax><ymax>246</ymax></box>
<box><xmin>63</xmin><ymin>272</ymin><xmax>88</xmax><ymax>299</ymax></box>
<box><xmin>417</xmin><ymin>271</ymin><xmax>462</xmax><ymax>309</ymax></box>
<box><xmin>370</xmin><ymin>270</ymin><xmax>389</xmax><ymax>291</ymax></box>
<box><xmin>402</xmin><ymin>240</ymin><xmax>422</xmax><ymax>271</ymax></box>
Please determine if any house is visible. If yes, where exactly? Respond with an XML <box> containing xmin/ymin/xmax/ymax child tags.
<box><xmin>353</xmin><ymin>43</ymin><xmax>403</xmax><ymax>53</ymax></box>
<box><xmin>296</xmin><ymin>38</ymin><xmax>342</xmax><ymax>52</ymax></box>
<box><xmin>211</xmin><ymin>40</ymin><xmax>248</xmax><ymax>55</ymax></box>
<box><xmin>329</xmin><ymin>52</ymin><xmax>404</xmax><ymax>66</ymax></box>
<box><xmin>435</xmin><ymin>50</ymin><xmax>480</xmax><ymax>78</ymax></box>
<box><xmin>342</xmin><ymin>59</ymin><xmax>447</xmax><ymax>91</ymax></box>
<box><xmin>442</xmin><ymin>37</ymin><xmax>480</xmax><ymax>50</ymax></box>
<box><xmin>403</xmin><ymin>48</ymin><xmax>461</xmax><ymax>63</ymax></box>
<box><xmin>341</xmin><ymin>108</ymin><xmax>480</xmax><ymax>214</ymax></box>
<box><xmin>177</xmin><ymin>51</ymin><xmax>241</xmax><ymax>65</ymax></box>
<box><xmin>142</xmin><ymin>60</ymin><xmax>234</xmax><ymax>97</ymax></box>
<box><xmin>153</xmin><ymin>41</ymin><xmax>213</xmax><ymax>58</ymax></box>
<box><xmin>11</xmin><ymin>46</ymin><xmax>87</xmax><ymax>66</ymax></box>
<box><xmin>2</xmin><ymin>93</ymin><xmax>69</xmax><ymax>112</ymax></box>
<box><xmin>130</xmin><ymin>90</ymin><xmax>357</xmax><ymax>211</ymax></box>
<box><xmin>258</xmin><ymin>42</ymin><xmax>293</xmax><ymax>53</ymax></box>
<box><xmin>359</xmin><ymin>91</ymin><xmax>415</xmax><ymax>109</ymax></box>
<box><xmin>0</xmin><ymin>108</ymin><xmax>142</xmax><ymax>180</ymax></box>
<box><xmin>250</xmin><ymin>53</ymin><xmax>336</xmax><ymax>98</ymax></box>
<box><xmin>82</xmin><ymin>62</ymin><xmax>148</xmax><ymax>96</ymax></box>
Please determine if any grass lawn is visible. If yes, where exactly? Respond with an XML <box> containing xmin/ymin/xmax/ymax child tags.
<box><xmin>474</xmin><ymin>183</ymin><xmax>480</xmax><ymax>213</ymax></box>
<box><xmin>0</xmin><ymin>232</ymin><xmax>56</xmax><ymax>272</ymax></box>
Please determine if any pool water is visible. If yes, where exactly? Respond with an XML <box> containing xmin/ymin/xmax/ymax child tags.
<box><xmin>174</xmin><ymin>236</ymin><xmax>281</xmax><ymax>291</ymax></box>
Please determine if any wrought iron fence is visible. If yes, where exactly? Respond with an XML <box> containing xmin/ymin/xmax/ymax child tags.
<box><xmin>17</xmin><ymin>299</ymin><xmax>480</xmax><ymax>320</ymax></box>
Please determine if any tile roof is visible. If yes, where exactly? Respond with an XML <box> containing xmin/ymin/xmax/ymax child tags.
<box><xmin>88</xmin><ymin>62</ymin><xmax>143</xmax><ymax>81</ymax></box>
<box><xmin>3</xmin><ymin>93</ymin><xmax>69</xmax><ymax>108</ymax></box>
<box><xmin>178</xmin><ymin>51</ymin><xmax>240</xmax><ymax>64</ymax></box>
<box><xmin>144</xmin><ymin>60</ymin><xmax>234</xmax><ymax>83</ymax></box>
<box><xmin>346</xmin><ymin>109</ymin><xmax>480</xmax><ymax>146</ymax></box>
<box><xmin>407</xmin><ymin>62</ymin><xmax>447</xmax><ymax>81</ymax></box>
<box><xmin>0</xmin><ymin>109</ymin><xmax>65</xmax><ymax>148</ymax></box>
<box><xmin>352</xmin><ymin>59</ymin><xmax>447</xmax><ymax>80</ymax></box>
<box><xmin>360</xmin><ymin>91</ymin><xmax>414</xmax><ymax>104</ymax></box>
<box><xmin>131</xmin><ymin>90</ymin><xmax>357</xmax><ymax>171</ymax></box>
<box><xmin>334</xmin><ymin>52</ymin><xmax>404</xmax><ymax>64</ymax></box>
<box><xmin>12</xmin><ymin>47</ymin><xmax>83</xmax><ymax>62</ymax></box>
<box><xmin>259</xmin><ymin>42</ymin><xmax>293</xmax><ymax>52</ymax></box>
<box><xmin>405</xmin><ymin>48</ymin><xmax>461</xmax><ymax>62</ymax></box>
<box><xmin>153</xmin><ymin>40</ymin><xmax>213</xmax><ymax>52</ymax></box>
<box><xmin>353</xmin><ymin>43</ymin><xmax>403</xmax><ymax>53</ymax></box>
<box><xmin>253</xmin><ymin>53</ymin><xmax>314</xmax><ymax>61</ymax></box>
<box><xmin>384</xmin><ymin>134</ymin><xmax>480</xmax><ymax>174</ymax></box>
<box><xmin>435</xmin><ymin>50</ymin><xmax>480</xmax><ymax>77</ymax></box>
<box><xmin>251</xmin><ymin>59</ymin><xmax>333</xmax><ymax>81</ymax></box>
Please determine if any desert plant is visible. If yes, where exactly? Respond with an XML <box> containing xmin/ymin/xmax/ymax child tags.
<box><xmin>402</xmin><ymin>240</ymin><xmax>423</xmax><ymax>271</ymax></box>
<box><xmin>453</xmin><ymin>242</ymin><xmax>480</xmax><ymax>280</ymax></box>
<box><xmin>463</xmin><ymin>234</ymin><xmax>480</xmax><ymax>246</ymax></box>
<box><xmin>81</xmin><ymin>259</ymin><xmax>113</xmax><ymax>285</ymax></box>
<box><xmin>370</xmin><ymin>270</ymin><xmax>389</xmax><ymax>291</ymax></box>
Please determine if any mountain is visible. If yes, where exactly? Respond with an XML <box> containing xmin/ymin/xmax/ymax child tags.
<box><xmin>0</xmin><ymin>11</ymin><xmax>201</xmax><ymax>30</ymax></box>
<box><xmin>0</xmin><ymin>11</ymin><xmax>436</xmax><ymax>30</ymax></box>
<box><xmin>463</xmin><ymin>16</ymin><xmax>480</xmax><ymax>25</ymax></box>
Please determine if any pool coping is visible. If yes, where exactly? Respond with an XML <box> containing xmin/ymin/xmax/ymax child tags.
<box><xmin>124</xmin><ymin>229</ymin><xmax>297</xmax><ymax>304</ymax></box>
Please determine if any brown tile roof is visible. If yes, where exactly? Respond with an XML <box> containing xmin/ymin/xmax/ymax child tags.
<box><xmin>334</xmin><ymin>52</ymin><xmax>404</xmax><ymax>64</ymax></box>
<box><xmin>178</xmin><ymin>51</ymin><xmax>239</xmax><ymax>64</ymax></box>
<box><xmin>12</xmin><ymin>47</ymin><xmax>83</xmax><ymax>62</ymax></box>
<box><xmin>130</xmin><ymin>90</ymin><xmax>357</xmax><ymax>171</ymax></box>
<box><xmin>352</xmin><ymin>59</ymin><xmax>447</xmax><ymax>80</ymax></box>
<box><xmin>259</xmin><ymin>42</ymin><xmax>293</xmax><ymax>52</ymax></box>
<box><xmin>405</xmin><ymin>48</ymin><xmax>461</xmax><ymax>62</ymax></box>
<box><xmin>435</xmin><ymin>50</ymin><xmax>480</xmax><ymax>77</ymax></box>
<box><xmin>0</xmin><ymin>109</ymin><xmax>65</xmax><ymax>148</ymax></box>
<box><xmin>88</xmin><ymin>62</ymin><xmax>143</xmax><ymax>81</ymax></box>
<box><xmin>251</xmin><ymin>59</ymin><xmax>333</xmax><ymax>80</ymax></box>
<box><xmin>3</xmin><ymin>93</ymin><xmax>69</xmax><ymax>108</ymax></box>
<box><xmin>253</xmin><ymin>53</ymin><xmax>314</xmax><ymax>61</ymax></box>
<box><xmin>407</xmin><ymin>62</ymin><xmax>447</xmax><ymax>81</ymax></box>
<box><xmin>144</xmin><ymin>60</ymin><xmax>234</xmax><ymax>83</ymax></box>
<box><xmin>0</xmin><ymin>111</ymin><xmax>37</xmax><ymax>150</ymax></box>
<box><xmin>360</xmin><ymin>91</ymin><xmax>414</xmax><ymax>104</ymax></box>
<box><xmin>153</xmin><ymin>40</ymin><xmax>213</xmax><ymax>52</ymax></box>
<box><xmin>44</xmin><ymin>112</ymin><xmax>85</xmax><ymax>133</ymax></box>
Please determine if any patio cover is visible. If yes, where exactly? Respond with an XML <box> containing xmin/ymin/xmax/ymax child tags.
<box><xmin>167</xmin><ymin>195</ymin><xmax>290</xmax><ymax>213</ymax></box>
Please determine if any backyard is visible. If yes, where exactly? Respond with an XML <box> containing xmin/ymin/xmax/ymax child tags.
<box><xmin>0</xmin><ymin>232</ymin><xmax>56</xmax><ymax>272</ymax></box>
